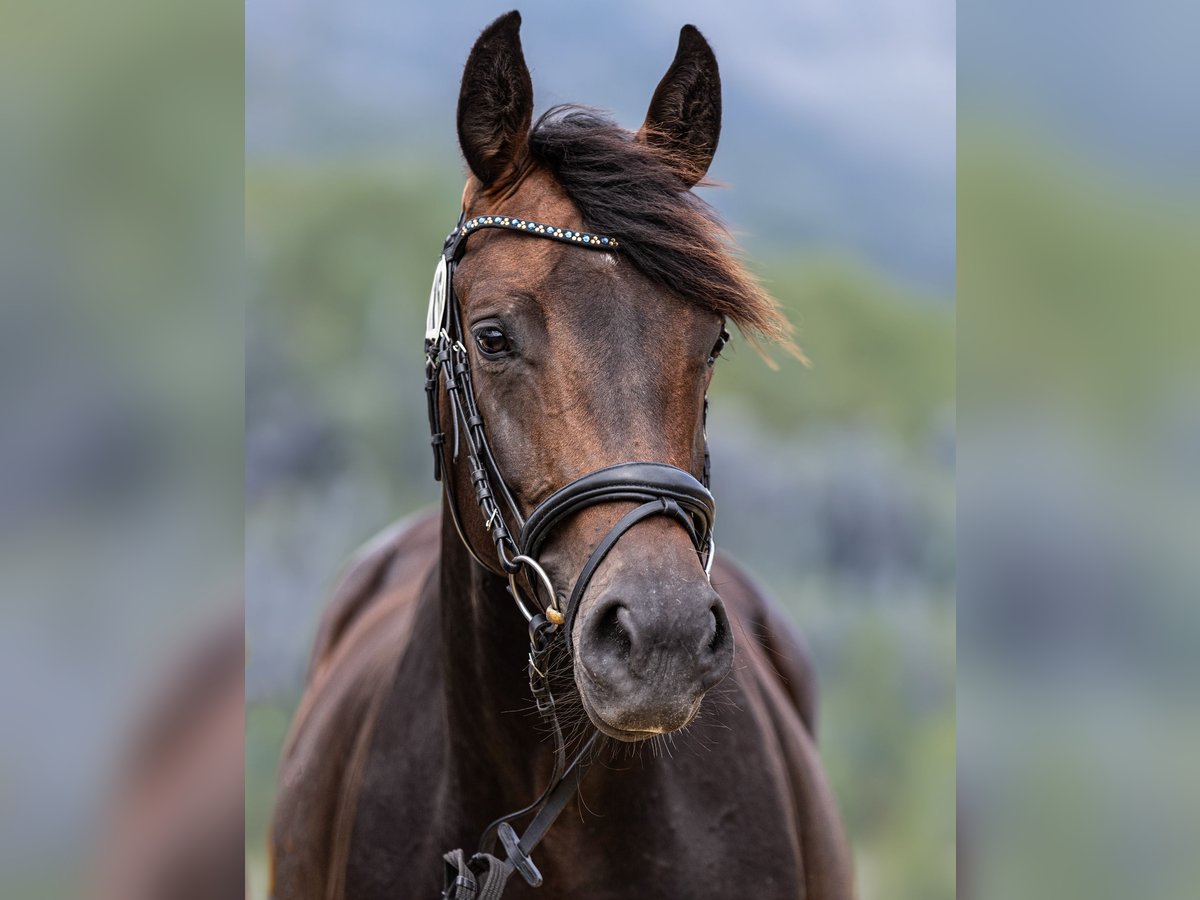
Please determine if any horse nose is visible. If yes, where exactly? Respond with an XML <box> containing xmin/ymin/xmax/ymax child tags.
<box><xmin>577</xmin><ymin>582</ymin><xmax>734</xmax><ymax>735</ymax></box>
<box><xmin>589</xmin><ymin>590</ymin><xmax>732</xmax><ymax>685</ymax></box>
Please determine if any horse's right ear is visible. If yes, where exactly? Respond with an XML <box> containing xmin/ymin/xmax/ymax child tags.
<box><xmin>457</xmin><ymin>11</ymin><xmax>534</xmax><ymax>188</ymax></box>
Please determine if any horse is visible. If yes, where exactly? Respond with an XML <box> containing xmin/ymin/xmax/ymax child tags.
<box><xmin>269</xmin><ymin>12</ymin><xmax>855</xmax><ymax>899</ymax></box>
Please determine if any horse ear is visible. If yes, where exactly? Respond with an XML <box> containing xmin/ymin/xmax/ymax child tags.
<box><xmin>638</xmin><ymin>25</ymin><xmax>722</xmax><ymax>187</ymax></box>
<box><xmin>457</xmin><ymin>11</ymin><xmax>534</xmax><ymax>187</ymax></box>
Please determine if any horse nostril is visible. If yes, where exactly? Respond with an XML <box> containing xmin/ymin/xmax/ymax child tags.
<box><xmin>595</xmin><ymin>602</ymin><xmax>632</xmax><ymax>658</ymax></box>
<box><xmin>704</xmin><ymin>602</ymin><xmax>733</xmax><ymax>684</ymax></box>
<box><xmin>707</xmin><ymin>606</ymin><xmax>725</xmax><ymax>655</ymax></box>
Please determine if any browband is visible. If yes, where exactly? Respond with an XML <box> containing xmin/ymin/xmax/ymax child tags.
<box><xmin>460</xmin><ymin>214</ymin><xmax>619</xmax><ymax>250</ymax></box>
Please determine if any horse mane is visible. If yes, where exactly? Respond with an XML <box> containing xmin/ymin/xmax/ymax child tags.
<box><xmin>526</xmin><ymin>106</ymin><xmax>797</xmax><ymax>352</ymax></box>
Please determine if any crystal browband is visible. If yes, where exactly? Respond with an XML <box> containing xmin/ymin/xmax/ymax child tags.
<box><xmin>461</xmin><ymin>215</ymin><xmax>619</xmax><ymax>249</ymax></box>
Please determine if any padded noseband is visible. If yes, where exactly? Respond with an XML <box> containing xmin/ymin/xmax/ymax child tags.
<box><xmin>520</xmin><ymin>462</ymin><xmax>714</xmax><ymax>649</ymax></box>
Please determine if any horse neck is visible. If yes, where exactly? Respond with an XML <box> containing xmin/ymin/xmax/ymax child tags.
<box><xmin>436</xmin><ymin>510</ymin><xmax>547</xmax><ymax>764</ymax></box>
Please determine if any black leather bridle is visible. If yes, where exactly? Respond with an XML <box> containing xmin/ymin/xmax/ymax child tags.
<box><xmin>425</xmin><ymin>211</ymin><xmax>727</xmax><ymax>898</ymax></box>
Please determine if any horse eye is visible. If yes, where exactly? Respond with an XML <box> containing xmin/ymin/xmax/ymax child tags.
<box><xmin>474</xmin><ymin>325</ymin><xmax>511</xmax><ymax>358</ymax></box>
<box><xmin>707</xmin><ymin>326</ymin><xmax>731</xmax><ymax>367</ymax></box>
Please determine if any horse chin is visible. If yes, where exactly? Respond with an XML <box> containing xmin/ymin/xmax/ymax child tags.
<box><xmin>575</xmin><ymin>677</ymin><xmax>701</xmax><ymax>743</ymax></box>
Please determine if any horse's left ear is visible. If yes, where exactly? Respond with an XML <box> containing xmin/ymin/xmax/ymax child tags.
<box><xmin>457</xmin><ymin>11</ymin><xmax>534</xmax><ymax>187</ymax></box>
<box><xmin>638</xmin><ymin>25</ymin><xmax>722</xmax><ymax>187</ymax></box>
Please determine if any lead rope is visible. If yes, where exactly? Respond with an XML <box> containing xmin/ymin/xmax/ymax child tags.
<box><xmin>441</xmin><ymin>615</ymin><xmax>599</xmax><ymax>899</ymax></box>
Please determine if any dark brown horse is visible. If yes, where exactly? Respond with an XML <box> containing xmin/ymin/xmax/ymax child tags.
<box><xmin>270</xmin><ymin>12</ymin><xmax>854</xmax><ymax>899</ymax></box>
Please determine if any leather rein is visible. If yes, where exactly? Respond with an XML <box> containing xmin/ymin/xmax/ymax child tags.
<box><xmin>425</xmin><ymin>211</ymin><xmax>725</xmax><ymax>898</ymax></box>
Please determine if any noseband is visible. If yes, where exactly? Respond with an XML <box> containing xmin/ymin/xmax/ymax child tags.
<box><xmin>424</xmin><ymin>212</ymin><xmax>722</xmax><ymax>898</ymax></box>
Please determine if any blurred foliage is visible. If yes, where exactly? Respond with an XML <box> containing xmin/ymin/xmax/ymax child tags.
<box><xmin>722</xmin><ymin>258</ymin><xmax>953</xmax><ymax>442</ymax></box>
<box><xmin>960</xmin><ymin>123</ymin><xmax>1200</xmax><ymax>429</ymax></box>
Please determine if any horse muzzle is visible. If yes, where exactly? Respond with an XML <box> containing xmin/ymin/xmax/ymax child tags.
<box><xmin>569</xmin><ymin>528</ymin><xmax>734</xmax><ymax>741</ymax></box>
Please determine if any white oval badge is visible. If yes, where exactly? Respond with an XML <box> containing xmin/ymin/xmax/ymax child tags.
<box><xmin>425</xmin><ymin>257</ymin><xmax>448</xmax><ymax>341</ymax></box>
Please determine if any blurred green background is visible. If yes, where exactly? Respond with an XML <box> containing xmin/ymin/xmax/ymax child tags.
<box><xmin>955</xmin><ymin>1</ymin><xmax>1200</xmax><ymax>897</ymax></box>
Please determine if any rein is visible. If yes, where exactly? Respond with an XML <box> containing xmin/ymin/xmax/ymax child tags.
<box><xmin>424</xmin><ymin>212</ymin><xmax>720</xmax><ymax>898</ymax></box>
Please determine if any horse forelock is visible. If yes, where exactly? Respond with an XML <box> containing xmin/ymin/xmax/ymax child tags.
<box><xmin>462</xmin><ymin>105</ymin><xmax>798</xmax><ymax>357</ymax></box>
<box><xmin>524</xmin><ymin>106</ymin><xmax>797</xmax><ymax>352</ymax></box>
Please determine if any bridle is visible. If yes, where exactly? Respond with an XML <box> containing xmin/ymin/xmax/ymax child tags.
<box><xmin>425</xmin><ymin>211</ymin><xmax>727</xmax><ymax>898</ymax></box>
<box><xmin>425</xmin><ymin>211</ymin><xmax>722</xmax><ymax>638</ymax></box>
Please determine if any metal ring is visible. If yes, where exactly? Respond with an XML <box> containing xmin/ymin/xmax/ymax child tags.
<box><xmin>506</xmin><ymin>583</ymin><xmax>536</xmax><ymax>623</ymax></box>
<box><xmin>510</xmin><ymin>554</ymin><xmax>563</xmax><ymax>625</ymax></box>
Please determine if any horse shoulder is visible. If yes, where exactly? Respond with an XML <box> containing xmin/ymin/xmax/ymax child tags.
<box><xmin>269</xmin><ymin>511</ymin><xmax>439</xmax><ymax>900</ymax></box>
<box><xmin>713</xmin><ymin>552</ymin><xmax>819</xmax><ymax>738</ymax></box>
<box><xmin>307</xmin><ymin>510</ymin><xmax>440</xmax><ymax>678</ymax></box>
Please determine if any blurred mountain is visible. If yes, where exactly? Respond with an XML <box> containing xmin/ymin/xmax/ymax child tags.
<box><xmin>246</xmin><ymin>0</ymin><xmax>955</xmax><ymax>292</ymax></box>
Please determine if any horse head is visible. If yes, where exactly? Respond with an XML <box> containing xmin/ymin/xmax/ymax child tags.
<box><xmin>442</xmin><ymin>11</ymin><xmax>790</xmax><ymax>742</ymax></box>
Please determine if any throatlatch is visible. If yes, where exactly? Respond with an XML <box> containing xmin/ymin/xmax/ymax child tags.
<box><xmin>425</xmin><ymin>212</ymin><xmax>720</xmax><ymax>898</ymax></box>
